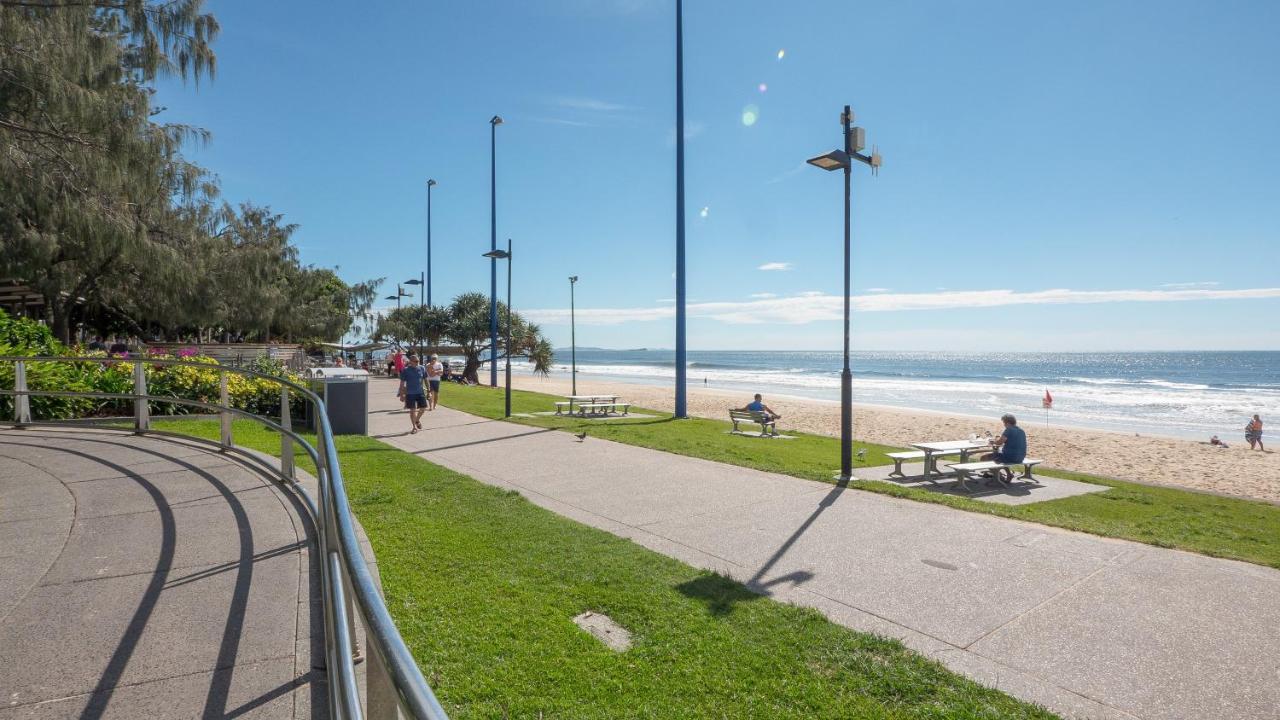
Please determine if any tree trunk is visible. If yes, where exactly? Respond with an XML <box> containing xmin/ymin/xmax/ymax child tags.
<box><xmin>463</xmin><ymin>355</ymin><xmax>482</xmax><ymax>384</ymax></box>
<box><xmin>50</xmin><ymin>298</ymin><xmax>73</xmax><ymax>345</ymax></box>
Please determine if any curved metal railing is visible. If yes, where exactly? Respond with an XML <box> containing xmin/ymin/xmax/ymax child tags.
<box><xmin>0</xmin><ymin>355</ymin><xmax>449</xmax><ymax>720</ymax></box>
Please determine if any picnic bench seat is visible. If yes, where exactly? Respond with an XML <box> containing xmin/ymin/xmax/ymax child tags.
<box><xmin>729</xmin><ymin>409</ymin><xmax>777</xmax><ymax>436</ymax></box>
<box><xmin>886</xmin><ymin>449</ymin><xmax>967</xmax><ymax>477</ymax></box>
<box><xmin>945</xmin><ymin>458</ymin><xmax>1043</xmax><ymax>492</ymax></box>
<box><xmin>576</xmin><ymin>402</ymin><xmax>630</xmax><ymax>417</ymax></box>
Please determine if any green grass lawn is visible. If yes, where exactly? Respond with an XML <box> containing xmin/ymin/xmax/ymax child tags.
<box><xmin>434</xmin><ymin>383</ymin><xmax>1280</xmax><ymax>570</ymax></box>
<box><xmin>157</xmin><ymin>418</ymin><xmax>1054</xmax><ymax>719</ymax></box>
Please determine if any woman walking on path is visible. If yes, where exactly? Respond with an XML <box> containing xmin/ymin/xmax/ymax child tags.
<box><xmin>1245</xmin><ymin>415</ymin><xmax>1264</xmax><ymax>451</ymax></box>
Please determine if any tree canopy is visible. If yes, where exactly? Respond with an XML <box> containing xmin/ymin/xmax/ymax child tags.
<box><xmin>0</xmin><ymin>0</ymin><xmax>378</xmax><ymax>344</ymax></box>
<box><xmin>376</xmin><ymin>292</ymin><xmax>554</xmax><ymax>382</ymax></box>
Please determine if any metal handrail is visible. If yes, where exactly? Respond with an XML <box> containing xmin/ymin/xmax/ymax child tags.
<box><xmin>0</xmin><ymin>355</ymin><xmax>449</xmax><ymax>720</ymax></box>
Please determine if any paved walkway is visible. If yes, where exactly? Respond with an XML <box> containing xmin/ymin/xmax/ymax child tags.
<box><xmin>0</xmin><ymin>428</ymin><xmax>324</xmax><ymax>719</ymax></box>
<box><xmin>369</xmin><ymin>381</ymin><xmax>1279</xmax><ymax>720</ymax></box>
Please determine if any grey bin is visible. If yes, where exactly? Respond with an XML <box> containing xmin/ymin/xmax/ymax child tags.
<box><xmin>304</xmin><ymin>367</ymin><xmax>369</xmax><ymax>435</ymax></box>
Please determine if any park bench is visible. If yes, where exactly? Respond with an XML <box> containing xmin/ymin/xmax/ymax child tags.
<box><xmin>576</xmin><ymin>402</ymin><xmax>630</xmax><ymax>417</ymax></box>
<box><xmin>945</xmin><ymin>458</ymin><xmax>1043</xmax><ymax>492</ymax></box>
<box><xmin>886</xmin><ymin>449</ymin><xmax>967</xmax><ymax>478</ymax></box>
<box><xmin>729</xmin><ymin>409</ymin><xmax>777</xmax><ymax>436</ymax></box>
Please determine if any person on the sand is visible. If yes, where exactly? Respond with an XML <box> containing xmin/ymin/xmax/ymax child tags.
<box><xmin>740</xmin><ymin>393</ymin><xmax>780</xmax><ymax>420</ymax></box>
<box><xmin>1245</xmin><ymin>415</ymin><xmax>1264</xmax><ymax>451</ymax></box>
<box><xmin>981</xmin><ymin>414</ymin><xmax>1026</xmax><ymax>481</ymax></box>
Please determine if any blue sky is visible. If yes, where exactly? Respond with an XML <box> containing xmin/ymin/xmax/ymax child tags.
<box><xmin>158</xmin><ymin>0</ymin><xmax>1280</xmax><ymax>351</ymax></box>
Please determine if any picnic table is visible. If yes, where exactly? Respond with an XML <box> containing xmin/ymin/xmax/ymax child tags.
<box><xmin>910</xmin><ymin>439</ymin><xmax>992</xmax><ymax>479</ymax></box>
<box><xmin>556</xmin><ymin>394</ymin><xmax>621</xmax><ymax>416</ymax></box>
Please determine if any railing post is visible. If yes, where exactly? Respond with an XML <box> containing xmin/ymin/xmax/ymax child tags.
<box><xmin>133</xmin><ymin>360</ymin><xmax>149</xmax><ymax>433</ymax></box>
<box><xmin>13</xmin><ymin>360</ymin><xmax>31</xmax><ymax>426</ymax></box>
<box><xmin>219</xmin><ymin>371</ymin><xmax>233</xmax><ymax>450</ymax></box>
<box><xmin>367</xmin><ymin>644</ymin><xmax>406</xmax><ymax>720</ymax></box>
<box><xmin>280</xmin><ymin>385</ymin><xmax>294</xmax><ymax>481</ymax></box>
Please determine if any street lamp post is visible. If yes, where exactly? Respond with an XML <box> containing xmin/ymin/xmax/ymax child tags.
<box><xmin>483</xmin><ymin>241</ymin><xmax>513</xmax><ymax>418</ymax></box>
<box><xmin>427</xmin><ymin>179</ymin><xmax>437</xmax><ymax>307</ymax></box>
<box><xmin>489</xmin><ymin>116</ymin><xmax>503</xmax><ymax>388</ymax></box>
<box><xmin>673</xmin><ymin>0</ymin><xmax>688</xmax><ymax>419</ymax></box>
<box><xmin>569</xmin><ymin>275</ymin><xmax>578</xmax><ymax>395</ymax></box>
<box><xmin>806</xmin><ymin>104</ymin><xmax>881</xmax><ymax>481</ymax></box>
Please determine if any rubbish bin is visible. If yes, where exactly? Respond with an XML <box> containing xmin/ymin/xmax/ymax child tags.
<box><xmin>304</xmin><ymin>367</ymin><xmax>369</xmax><ymax>435</ymax></box>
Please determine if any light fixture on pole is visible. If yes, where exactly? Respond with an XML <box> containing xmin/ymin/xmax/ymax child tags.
<box><xmin>482</xmin><ymin>242</ymin><xmax>513</xmax><ymax>418</ymax></box>
<box><xmin>673</xmin><ymin>0</ymin><xmax>688</xmax><ymax>419</ymax></box>
<box><xmin>806</xmin><ymin>104</ymin><xmax>882</xmax><ymax>482</ymax></box>
<box><xmin>426</xmin><ymin>178</ymin><xmax>437</xmax><ymax>307</ymax></box>
<box><xmin>384</xmin><ymin>284</ymin><xmax>412</xmax><ymax>310</ymax></box>
<box><xmin>489</xmin><ymin>115</ymin><xmax>503</xmax><ymax>388</ymax></box>
<box><xmin>569</xmin><ymin>275</ymin><xmax>579</xmax><ymax>396</ymax></box>
<box><xmin>404</xmin><ymin>275</ymin><xmax>423</xmax><ymax>306</ymax></box>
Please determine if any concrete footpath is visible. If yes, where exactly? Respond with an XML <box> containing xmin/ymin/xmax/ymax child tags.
<box><xmin>369</xmin><ymin>382</ymin><xmax>1279</xmax><ymax>720</ymax></box>
<box><xmin>0</xmin><ymin>428</ymin><xmax>324</xmax><ymax>719</ymax></box>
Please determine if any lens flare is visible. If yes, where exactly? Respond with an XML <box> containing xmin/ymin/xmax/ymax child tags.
<box><xmin>699</xmin><ymin>206</ymin><xmax>709</xmax><ymax>218</ymax></box>
<box><xmin>776</xmin><ymin>49</ymin><xmax>785</xmax><ymax>60</ymax></box>
<box><xmin>741</xmin><ymin>104</ymin><xmax>759</xmax><ymax>126</ymax></box>
<box><xmin>758</xmin><ymin>83</ymin><xmax>768</xmax><ymax>93</ymax></box>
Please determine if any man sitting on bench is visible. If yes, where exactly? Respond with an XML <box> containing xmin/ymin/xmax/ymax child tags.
<box><xmin>982</xmin><ymin>414</ymin><xmax>1027</xmax><ymax>483</ymax></box>
<box><xmin>740</xmin><ymin>394</ymin><xmax>780</xmax><ymax>422</ymax></box>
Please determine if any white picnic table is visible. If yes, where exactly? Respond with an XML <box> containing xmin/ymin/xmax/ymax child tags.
<box><xmin>910</xmin><ymin>439</ymin><xmax>993</xmax><ymax>479</ymax></box>
<box><xmin>557</xmin><ymin>394</ymin><xmax>620</xmax><ymax>416</ymax></box>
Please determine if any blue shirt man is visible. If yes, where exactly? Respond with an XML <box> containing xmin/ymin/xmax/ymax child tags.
<box><xmin>741</xmin><ymin>393</ymin><xmax>779</xmax><ymax>419</ymax></box>
<box><xmin>397</xmin><ymin>356</ymin><xmax>429</xmax><ymax>433</ymax></box>
<box><xmin>996</xmin><ymin>416</ymin><xmax>1027</xmax><ymax>463</ymax></box>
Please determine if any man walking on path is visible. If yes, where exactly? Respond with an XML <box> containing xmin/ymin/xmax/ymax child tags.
<box><xmin>426</xmin><ymin>353</ymin><xmax>444</xmax><ymax>410</ymax></box>
<box><xmin>397</xmin><ymin>354</ymin><xmax>428</xmax><ymax>433</ymax></box>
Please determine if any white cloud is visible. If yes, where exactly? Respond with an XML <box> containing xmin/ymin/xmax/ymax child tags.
<box><xmin>554</xmin><ymin>96</ymin><xmax>628</xmax><ymax>112</ymax></box>
<box><xmin>522</xmin><ymin>286</ymin><xmax>1280</xmax><ymax>326</ymax></box>
<box><xmin>530</xmin><ymin>116</ymin><xmax>597</xmax><ymax>127</ymax></box>
<box><xmin>749</xmin><ymin>292</ymin><xmax>777</xmax><ymax>299</ymax></box>
<box><xmin>1159</xmin><ymin>281</ymin><xmax>1219</xmax><ymax>289</ymax></box>
<box><xmin>767</xmin><ymin>162</ymin><xmax>808</xmax><ymax>184</ymax></box>
<box><xmin>758</xmin><ymin>262</ymin><xmax>792</xmax><ymax>271</ymax></box>
<box><xmin>864</xmin><ymin>287</ymin><xmax>892</xmax><ymax>293</ymax></box>
<box><xmin>796</xmin><ymin>290</ymin><xmax>824</xmax><ymax>297</ymax></box>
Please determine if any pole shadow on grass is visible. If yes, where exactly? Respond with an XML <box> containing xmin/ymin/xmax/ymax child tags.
<box><xmin>677</xmin><ymin>477</ymin><xmax>849</xmax><ymax>616</ymax></box>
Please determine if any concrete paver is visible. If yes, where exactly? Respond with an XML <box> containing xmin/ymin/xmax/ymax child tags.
<box><xmin>369</xmin><ymin>380</ymin><xmax>1280</xmax><ymax>720</ymax></box>
<box><xmin>0</xmin><ymin>429</ymin><xmax>323</xmax><ymax>720</ymax></box>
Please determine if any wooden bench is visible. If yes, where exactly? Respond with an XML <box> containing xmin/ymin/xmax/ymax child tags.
<box><xmin>576</xmin><ymin>402</ymin><xmax>630</xmax><ymax>417</ymax></box>
<box><xmin>886</xmin><ymin>449</ymin><xmax>966</xmax><ymax>478</ymax></box>
<box><xmin>946</xmin><ymin>458</ymin><xmax>1043</xmax><ymax>492</ymax></box>
<box><xmin>554</xmin><ymin>401</ymin><xmax>572</xmax><ymax>415</ymax></box>
<box><xmin>729</xmin><ymin>409</ymin><xmax>777</xmax><ymax>436</ymax></box>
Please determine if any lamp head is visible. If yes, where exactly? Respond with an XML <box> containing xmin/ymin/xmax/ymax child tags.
<box><xmin>427</xmin><ymin>179</ymin><xmax>437</xmax><ymax>187</ymax></box>
<box><xmin>404</xmin><ymin>278</ymin><xmax>422</xmax><ymax>285</ymax></box>
<box><xmin>806</xmin><ymin>149</ymin><xmax>850</xmax><ymax>171</ymax></box>
<box><xmin>482</xmin><ymin>249</ymin><xmax>511</xmax><ymax>259</ymax></box>
<box><xmin>569</xmin><ymin>275</ymin><xmax>578</xmax><ymax>283</ymax></box>
<box><xmin>490</xmin><ymin>115</ymin><xmax>504</xmax><ymax>126</ymax></box>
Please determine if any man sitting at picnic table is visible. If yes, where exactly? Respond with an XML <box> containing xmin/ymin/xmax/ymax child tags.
<box><xmin>981</xmin><ymin>414</ymin><xmax>1027</xmax><ymax>482</ymax></box>
<box><xmin>740</xmin><ymin>394</ymin><xmax>781</xmax><ymax>421</ymax></box>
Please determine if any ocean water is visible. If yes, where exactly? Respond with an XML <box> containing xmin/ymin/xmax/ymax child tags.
<box><xmin>514</xmin><ymin>350</ymin><xmax>1280</xmax><ymax>440</ymax></box>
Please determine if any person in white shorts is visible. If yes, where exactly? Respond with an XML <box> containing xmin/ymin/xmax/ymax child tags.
<box><xmin>426</xmin><ymin>353</ymin><xmax>444</xmax><ymax>410</ymax></box>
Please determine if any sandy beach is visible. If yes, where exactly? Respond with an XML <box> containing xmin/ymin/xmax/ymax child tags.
<box><xmin>507</xmin><ymin>373</ymin><xmax>1280</xmax><ymax>504</ymax></box>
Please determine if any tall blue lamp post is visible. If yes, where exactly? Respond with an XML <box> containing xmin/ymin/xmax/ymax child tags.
<box><xmin>673</xmin><ymin>0</ymin><xmax>688</xmax><ymax>418</ymax></box>
<box><xmin>806</xmin><ymin>104</ymin><xmax>881</xmax><ymax>481</ymax></box>
<box><xmin>489</xmin><ymin>116</ymin><xmax>503</xmax><ymax>387</ymax></box>
<box><xmin>483</xmin><ymin>240</ymin><xmax>513</xmax><ymax>418</ymax></box>
<box><xmin>569</xmin><ymin>275</ymin><xmax>578</xmax><ymax>395</ymax></box>
<box><xmin>426</xmin><ymin>178</ymin><xmax>437</xmax><ymax>306</ymax></box>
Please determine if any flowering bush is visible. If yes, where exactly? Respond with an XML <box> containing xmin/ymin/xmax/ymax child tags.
<box><xmin>0</xmin><ymin>313</ymin><xmax>308</xmax><ymax>421</ymax></box>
